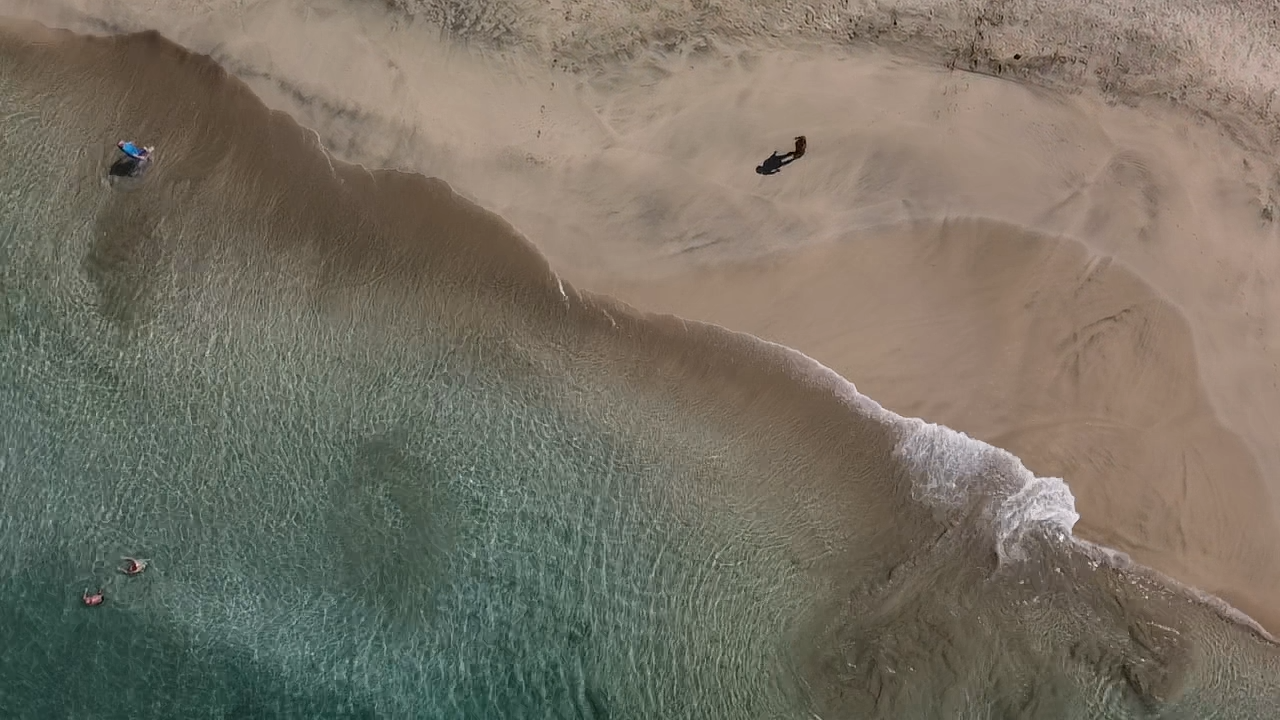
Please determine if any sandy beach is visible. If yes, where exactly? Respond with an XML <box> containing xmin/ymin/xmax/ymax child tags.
<box><xmin>542</xmin><ymin>49</ymin><xmax>1280</xmax><ymax>629</ymax></box>
<box><xmin>2</xmin><ymin>0</ymin><xmax>1280</xmax><ymax>715</ymax></box>
<box><xmin>17</xmin><ymin>0</ymin><xmax>1271</xmax><ymax>629</ymax></box>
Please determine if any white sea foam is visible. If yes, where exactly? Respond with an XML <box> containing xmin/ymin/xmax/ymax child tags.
<box><xmin>894</xmin><ymin>417</ymin><xmax>1080</xmax><ymax>563</ymax></box>
<box><xmin>737</xmin><ymin>330</ymin><xmax>1079</xmax><ymax>564</ymax></box>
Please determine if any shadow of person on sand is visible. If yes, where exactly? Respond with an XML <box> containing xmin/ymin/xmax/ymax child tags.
<box><xmin>755</xmin><ymin>151</ymin><xmax>795</xmax><ymax>175</ymax></box>
<box><xmin>756</xmin><ymin>135</ymin><xmax>806</xmax><ymax>176</ymax></box>
<box><xmin>108</xmin><ymin>157</ymin><xmax>144</xmax><ymax>178</ymax></box>
<box><xmin>107</xmin><ymin>153</ymin><xmax>155</xmax><ymax>193</ymax></box>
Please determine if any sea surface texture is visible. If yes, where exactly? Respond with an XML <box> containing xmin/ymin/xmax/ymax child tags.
<box><xmin>0</xmin><ymin>18</ymin><xmax>1278</xmax><ymax>720</ymax></box>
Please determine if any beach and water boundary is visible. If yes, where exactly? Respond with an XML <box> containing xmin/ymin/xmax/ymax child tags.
<box><xmin>2</xmin><ymin>1</ymin><xmax>1280</xmax><ymax>717</ymax></box>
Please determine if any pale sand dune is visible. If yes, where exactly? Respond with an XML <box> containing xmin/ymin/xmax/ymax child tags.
<box><xmin>5</xmin><ymin>0</ymin><xmax>1280</xmax><ymax>632</ymax></box>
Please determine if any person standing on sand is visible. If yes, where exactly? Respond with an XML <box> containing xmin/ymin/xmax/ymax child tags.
<box><xmin>791</xmin><ymin>135</ymin><xmax>806</xmax><ymax>159</ymax></box>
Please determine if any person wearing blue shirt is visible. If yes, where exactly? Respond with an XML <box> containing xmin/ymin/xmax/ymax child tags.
<box><xmin>117</xmin><ymin>140</ymin><xmax>151</xmax><ymax>161</ymax></box>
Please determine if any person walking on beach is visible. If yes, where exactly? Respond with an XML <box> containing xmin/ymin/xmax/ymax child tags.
<box><xmin>756</xmin><ymin>134</ymin><xmax>807</xmax><ymax>175</ymax></box>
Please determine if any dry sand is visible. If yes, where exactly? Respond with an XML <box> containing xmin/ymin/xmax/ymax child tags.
<box><xmin>5</xmin><ymin>0</ymin><xmax>1280</xmax><ymax>631</ymax></box>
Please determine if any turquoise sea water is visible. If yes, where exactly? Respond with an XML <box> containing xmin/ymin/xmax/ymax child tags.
<box><xmin>1</xmin><ymin>19</ymin><xmax>1279</xmax><ymax>720</ymax></box>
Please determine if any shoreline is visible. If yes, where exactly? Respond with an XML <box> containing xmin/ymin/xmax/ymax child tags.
<box><xmin>587</xmin><ymin>216</ymin><xmax>1280</xmax><ymax>633</ymax></box>
<box><xmin>3</xmin><ymin>3</ymin><xmax>1280</xmax><ymax>633</ymax></box>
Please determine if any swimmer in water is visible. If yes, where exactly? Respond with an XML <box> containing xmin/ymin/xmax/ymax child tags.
<box><xmin>82</xmin><ymin>589</ymin><xmax>105</xmax><ymax>607</ymax></box>
<box><xmin>119</xmin><ymin>557</ymin><xmax>148</xmax><ymax>576</ymax></box>
<box><xmin>116</xmin><ymin>140</ymin><xmax>151</xmax><ymax>161</ymax></box>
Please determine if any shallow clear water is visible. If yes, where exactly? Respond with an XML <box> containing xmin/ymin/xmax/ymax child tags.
<box><xmin>1</xmin><ymin>19</ymin><xmax>1279</xmax><ymax>720</ymax></box>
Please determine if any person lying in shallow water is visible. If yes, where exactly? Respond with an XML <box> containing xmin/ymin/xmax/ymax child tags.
<box><xmin>116</xmin><ymin>140</ymin><xmax>151</xmax><ymax>161</ymax></box>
